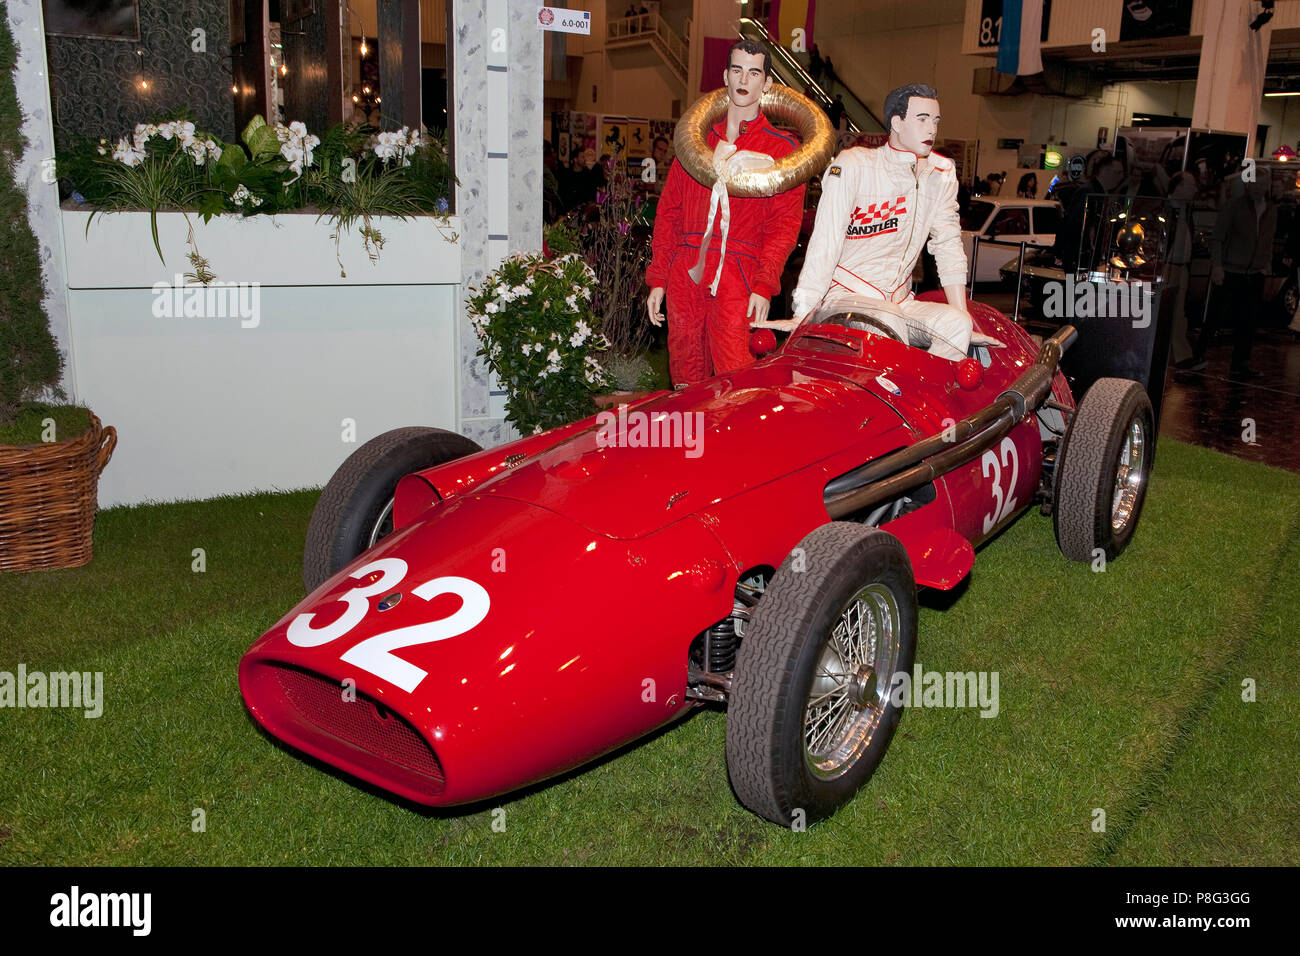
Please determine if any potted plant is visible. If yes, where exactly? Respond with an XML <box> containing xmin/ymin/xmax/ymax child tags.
<box><xmin>466</xmin><ymin>250</ymin><xmax>613</xmax><ymax>435</ymax></box>
<box><xmin>0</xmin><ymin>6</ymin><xmax>115</xmax><ymax>571</ymax></box>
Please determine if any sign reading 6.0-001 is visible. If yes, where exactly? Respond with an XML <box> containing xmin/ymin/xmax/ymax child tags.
<box><xmin>287</xmin><ymin>559</ymin><xmax>489</xmax><ymax>693</ymax></box>
<box><xmin>538</xmin><ymin>7</ymin><xmax>591</xmax><ymax>35</ymax></box>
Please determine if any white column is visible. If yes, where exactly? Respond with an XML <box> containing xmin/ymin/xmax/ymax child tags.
<box><xmin>451</xmin><ymin>0</ymin><xmax>544</xmax><ymax>448</ymax></box>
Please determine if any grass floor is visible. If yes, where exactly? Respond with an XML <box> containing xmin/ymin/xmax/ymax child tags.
<box><xmin>1</xmin><ymin>438</ymin><xmax>1296</xmax><ymax>866</ymax></box>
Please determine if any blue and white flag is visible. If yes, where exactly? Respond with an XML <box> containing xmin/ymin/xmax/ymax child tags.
<box><xmin>997</xmin><ymin>0</ymin><xmax>1044</xmax><ymax>76</ymax></box>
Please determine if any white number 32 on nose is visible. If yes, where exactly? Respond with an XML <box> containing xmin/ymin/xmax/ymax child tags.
<box><xmin>285</xmin><ymin>558</ymin><xmax>490</xmax><ymax>692</ymax></box>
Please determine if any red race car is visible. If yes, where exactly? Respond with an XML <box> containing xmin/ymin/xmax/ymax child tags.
<box><xmin>239</xmin><ymin>292</ymin><xmax>1153</xmax><ymax>826</ymax></box>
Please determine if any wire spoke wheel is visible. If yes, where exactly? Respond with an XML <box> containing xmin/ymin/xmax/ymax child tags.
<box><xmin>1110</xmin><ymin>418</ymin><xmax>1147</xmax><ymax>533</ymax></box>
<box><xmin>726</xmin><ymin>523</ymin><xmax>917</xmax><ymax>826</ymax></box>
<box><xmin>368</xmin><ymin>497</ymin><xmax>396</xmax><ymax>548</ymax></box>
<box><xmin>804</xmin><ymin>584</ymin><xmax>901</xmax><ymax>780</ymax></box>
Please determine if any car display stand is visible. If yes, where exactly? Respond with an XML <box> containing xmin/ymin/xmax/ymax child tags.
<box><xmin>1060</xmin><ymin>195</ymin><xmax>1175</xmax><ymax>433</ymax></box>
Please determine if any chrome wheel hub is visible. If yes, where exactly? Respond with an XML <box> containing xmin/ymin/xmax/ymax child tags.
<box><xmin>1111</xmin><ymin>418</ymin><xmax>1147</xmax><ymax>533</ymax></box>
<box><xmin>804</xmin><ymin>583</ymin><xmax>901</xmax><ymax>780</ymax></box>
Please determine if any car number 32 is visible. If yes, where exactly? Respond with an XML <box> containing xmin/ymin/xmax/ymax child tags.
<box><xmin>981</xmin><ymin>436</ymin><xmax>1020</xmax><ymax>534</ymax></box>
<box><xmin>285</xmin><ymin>558</ymin><xmax>490</xmax><ymax>692</ymax></box>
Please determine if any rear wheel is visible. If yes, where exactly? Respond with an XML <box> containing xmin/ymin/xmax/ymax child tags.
<box><xmin>1053</xmin><ymin>378</ymin><xmax>1153</xmax><ymax>562</ymax></box>
<box><xmin>726</xmin><ymin>523</ymin><xmax>917</xmax><ymax>826</ymax></box>
<box><xmin>302</xmin><ymin>427</ymin><xmax>481</xmax><ymax>592</ymax></box>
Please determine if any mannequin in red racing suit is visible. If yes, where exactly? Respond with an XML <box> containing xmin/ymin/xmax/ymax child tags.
<box><xmin>646</xmin><ymin>42</ymin><xmax>805</xmax><ymax>385</ymax></box>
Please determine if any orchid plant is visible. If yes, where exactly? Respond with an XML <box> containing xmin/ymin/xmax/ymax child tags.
<box><xmin>58</xmin><ymin>111</ymin><xmax>455</xmax><ymax>281</ymax></box>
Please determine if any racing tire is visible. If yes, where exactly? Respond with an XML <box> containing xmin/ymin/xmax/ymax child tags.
<box><xmin>302</xmin><ymin>427</ymin><xmax>482</xmax><ymax>592</ymax></box>
<box><xmin>1053</xmin><ymin>378</ymin><xmax>1153</xmax><ymax>562</ymax></box>
<box><xmin>726</xmin><ymin>523</ymin><xmax>918</xmax><ymax>827</ymax></box>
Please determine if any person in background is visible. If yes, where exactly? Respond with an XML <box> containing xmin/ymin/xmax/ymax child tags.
<box><xmin>1191</xmin><ymin>174</ymin><xmax>1275</xmax><ymax>379</ymax></box>
<box><xmin>828</xmin><ymin>94</ymin><xmax>846</xmax><ymax>131</ymax></box>
<box><xmin>808</xmin><ymin>44</ymin><xmax>825</xmax><ymax>84</ymax></box>
<box><xmin>1163</xmin><ymin>171</ymin><xmax>1199</xmax><ymax>368</ymax></box>
<box><xmin>1017</xmin><ymin>172</ymin><xmax>1038</xmax><ymax>199</ymax></box>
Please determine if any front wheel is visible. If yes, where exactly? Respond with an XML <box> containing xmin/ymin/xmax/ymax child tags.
<box><xmin>726</xmin><ymin>523</ymin><xmax>918</xmax><ymax>826</ymax></box>
<box><xmin>302</xmin><ymin>427</ymin><xmax>482</xmax><ymax>592</ymax></box>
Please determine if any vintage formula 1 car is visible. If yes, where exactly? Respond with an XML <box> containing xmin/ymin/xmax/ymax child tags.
<box><xmin>239</xmin><ymin>292</ymin><xmax>1153</xmax><ymax>826</ymax></box>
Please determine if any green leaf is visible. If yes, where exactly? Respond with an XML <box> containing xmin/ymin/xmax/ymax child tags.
<box><xmin>240</xmin><ymin>114</ymin><xmax>267</xmax><ymax>144</ymax></box>
<box><xmin>217</xmin><ymin>144</ymin><xmax>247</xmax><ymax>172</ymax></box>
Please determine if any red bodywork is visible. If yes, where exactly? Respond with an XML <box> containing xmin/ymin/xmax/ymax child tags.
<box><xmin>239</xmin><ymin>295</ymin><xmax>1074</xmax><ymax>807</ymax></box>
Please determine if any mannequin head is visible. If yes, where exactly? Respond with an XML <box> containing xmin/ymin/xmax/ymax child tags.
<box><xmin>884</xmin><ymin>83</ymin><xmax>941</xmax><ymax>157</ymax></box>
<box><xmin>723</xmin><ymin>41</ymin><xmax>773</xmax><ymax>114</ymax></box>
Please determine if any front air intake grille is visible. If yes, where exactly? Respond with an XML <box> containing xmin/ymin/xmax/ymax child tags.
<box><xmin>270</xmin><ymin>664</ymin><xmax>445</xmax><ymax>787</ymax></box>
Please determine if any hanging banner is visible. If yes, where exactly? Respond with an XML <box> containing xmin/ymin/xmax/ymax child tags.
<box><xmin>769</xmin><ymin>0</ymin><xmax>816</xmax><ymax>51</ymax></box>
<box><xmin>1120</xmin><ymin>0</ymin><xmax>1192</xmax><ymax>42</ymax></box>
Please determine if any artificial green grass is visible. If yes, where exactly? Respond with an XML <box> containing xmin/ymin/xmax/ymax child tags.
<box><xmin>0</xmin><ymin>403</ymin><xmax>90</xmax><ymax>447</ymax></box>
<box><xmin>0</xmin><ymin>439</ymin><xmax>1296</xmax><ymax>865</ymax></box>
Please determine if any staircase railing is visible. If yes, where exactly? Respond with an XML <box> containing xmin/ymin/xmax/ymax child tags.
<box><xmin>736</xmin><ymin>16</ymin><xmax>884</xmax><ymax>136</ymax></box>
<box><xmin>607</xmin><ymin>12</ymin><xmax>689</xmax><ymax>83</ymax></box>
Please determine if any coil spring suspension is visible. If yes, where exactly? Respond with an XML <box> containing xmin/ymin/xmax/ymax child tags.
<box><xmin>704</xmin><ymin>617</ymin><xmax>739</xmax><ymax>673</ymax></box>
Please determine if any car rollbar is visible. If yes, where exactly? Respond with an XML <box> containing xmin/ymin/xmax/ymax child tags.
<box><xmin>824</xmin><ymin>325</ymin><xmax>1077</xmax><ymax>519</ymax></box>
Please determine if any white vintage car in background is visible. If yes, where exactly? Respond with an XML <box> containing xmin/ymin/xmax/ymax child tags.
<box><xmin>961</xmin><ymin>197</ymin><xmax>1063</xmax><ymax>284</ymax></box>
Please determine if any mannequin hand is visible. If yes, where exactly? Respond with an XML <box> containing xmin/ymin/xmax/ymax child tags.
<box><xmin>750</xmin><ymin>317</ymin><xmax>801</xmax><ymax>332</ymax></box>
<box><xmin>745</xmin><ymin>293</ymin><xmax>771</xmax><ymax>324</ymax></box>
<box><xmin>647</xmin><ymin>287</ymin><xmax>666</xmax><ymax>326</ymax></box>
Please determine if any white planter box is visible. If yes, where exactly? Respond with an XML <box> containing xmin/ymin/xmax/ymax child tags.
<box><xmin>60</xmin><ymin>209</ymin><xmax>465</xmax><ymax>508</ymax></box>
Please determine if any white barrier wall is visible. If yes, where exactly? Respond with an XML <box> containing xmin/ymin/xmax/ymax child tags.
<box><xmin>61</xmin><ymin>209</ymin><xmax>464</xmax><ymax>508</ymax></box>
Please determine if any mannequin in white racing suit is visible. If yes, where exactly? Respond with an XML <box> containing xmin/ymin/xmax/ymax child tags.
<box><xmin>754</xmin><ymin>83</ymin><xmax>976</xmax><ymax>361</ymax></box>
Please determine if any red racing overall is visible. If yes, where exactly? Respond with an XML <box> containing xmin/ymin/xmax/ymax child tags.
<box><xmin>646</xmin><ymin>112</ymin><xmax>804</xmax><ymax>385</ymax></box>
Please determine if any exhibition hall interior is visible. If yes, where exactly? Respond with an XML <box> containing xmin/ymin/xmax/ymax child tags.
<box><xmin>0</xmin><ymin>0</ymin><xmax>1295</xmax><ymax>881</ymax></box>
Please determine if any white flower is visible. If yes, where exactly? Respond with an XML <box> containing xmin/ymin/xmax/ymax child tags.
<box><xmin>368</xmin><ymin>126</ymin><xmax>425</xmax><ymax>166</ymax></box>
<box><xmin>532</xmin><ymin>425</ymin><xmax>543</xmax><ymax>435</ymax></box>
<box><xmin>564</xmin><ymin>294</ymin><xmax>579</xmax><ymax>312</ymax></box>
<box><xmin>112</xmin><ymin>137</ymin><xmax>145</xmax><ymax>167</ymax></box>
<box><xmin>520</xmin><ymin>344</ymin><xmax>531</xmax><ymax>356</ymax></box>
<box><xmin>276</xmin><ymin>119</ymin><xmax>320</xmax><ymax>180</ymax></box>
<box><xmin>231</xmin><ymin>184</ymin><xmax>251</xmax><ymax>206</ymax></box>
<box><xmin>485</xmin><ymin>302</ymin><xmax>499</xmax><ymax>314</ymax></box>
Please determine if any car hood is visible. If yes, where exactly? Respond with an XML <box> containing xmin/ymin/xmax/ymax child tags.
<box><xmin>471</xmin><ymin>361</ymin><xmax>904</xmax><ymax>538</ymax></box>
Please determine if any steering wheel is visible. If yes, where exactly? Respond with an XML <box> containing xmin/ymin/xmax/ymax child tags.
<box><xmin>818</xmin><ymin>310</ymin><xmax>904</xmax><ymax>342</ymax></box>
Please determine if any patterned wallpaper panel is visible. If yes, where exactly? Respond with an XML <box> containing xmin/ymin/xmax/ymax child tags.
<box><xmin>44</xmin><ymin>0</ymin><xmax>234</xmax><ymax>148</ymax></box>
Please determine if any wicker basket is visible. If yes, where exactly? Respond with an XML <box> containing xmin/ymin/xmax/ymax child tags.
<box><xmin>0</xmin><ymin>412</ymin><xmax>117</xmax><ymax>572</ymax></box>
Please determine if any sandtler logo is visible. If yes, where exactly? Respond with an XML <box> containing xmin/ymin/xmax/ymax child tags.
<box><xmin>594</xmin><ymin>404</ymin><xmax>704</xmax><ymax>458</ymax></box>
<box><xmin>1041</xmin><ymin>276</ymin><xmax>1151</xmax><ymax>328</ymax></box>
<box><xmin>50</xmin><ymin>886</ymin><xmax>151</xmax><ymax>936</ymax></box>
<box><xmin>151</xmin><ymin>274</ymin><xmax>261</xmax><ymax>328</ymax></box>
<box><xmin>0</xmin><ymin>664</ymin><xmax>103</xmax><ymax>718</ymax></box>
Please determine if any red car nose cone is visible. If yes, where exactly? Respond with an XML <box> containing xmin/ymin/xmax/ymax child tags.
<box><xmin>750</xmin><ymin>329</ymin><xmax>778</xmax><ymax>356</ymax></box>
<box><xmin>956</xmin><ymin>357</ymin><xmax>984</xmax><ymax>390</ymax></box>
